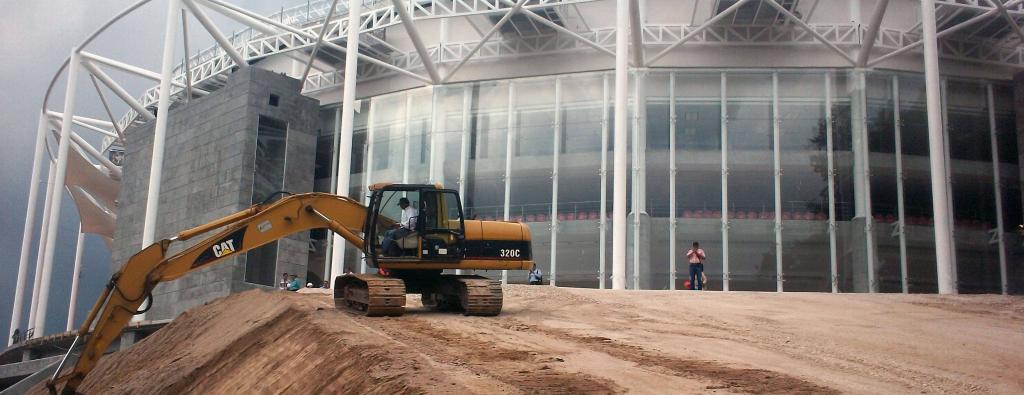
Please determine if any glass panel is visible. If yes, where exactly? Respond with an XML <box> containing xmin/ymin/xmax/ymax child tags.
<box><xmin>947</xmin><ymin>80</ymin><xmax>1000</xmax><ymax>293</ymax></box>
<box><xmin>645</xmin><ymin>73</ymin><xmax>671</xmax><ymax>289</ymax></box>
<box><xmin>995</xmin><ymin>84</ymin><xmax>1023</xmax><ymax>294</ymax></box>
<box><xmin>509</xmin><ymin>78</ymin><xmax>555</xmax><ymax>283</ymax></box>
<box><xmin>676</xmin><ymin>72</ymin><xmax>723</xmax><ymax>290</ymax></box>
<box><xmin>557</xmin><ymin>74</ymin><xmax>604</xmax><ymax>288</ymax></box>
<box><xmin>433</xmin><ymin>86</ymin><xmax>465</xmax><ymax>188</ymax></box>
<box><xmin>727</xmin><ymin>72</ymin><xmax>775</xmax><ymax>291</ymax></box>
<box><xmin>246</xmin><ymin>116</ymin><xmax>287</xmax><ymax>286</ymax></box>
<box><xmin>369</xmin><ymin>93</ymin><xmax>406</xmax><ymax>184</ymax></box>
<box><xmin>832</xmin><ymin>71</ymin><xmax>864</xmax><ymax>292</ymax></box>
<box><xmin>408</xmin><ymin>89</ymin><xmax>433</xmax><ymax>183</ymax></box>
<box><xmin>465</xmin><ymin>81</ymin><xmax>508</xmax><ymax>222</ymax></box>
<box><xmin>898</xmin><ymin>76</ymin><xmax>938</xmax><ymax>293</ymax></box>
<box><xmin>866</xmin><ymin>74</ymin><xmax>901</xmax><ymax>292</ymax></box>
<box><xmin>309</xmin><ymin>107</ymin><xmax>338</xmax><ymax>286</ymax></box>
<box><xmin>779</xmin><ymin>72</ymin><xmax>831</xmax><ymax>292</ymax></box>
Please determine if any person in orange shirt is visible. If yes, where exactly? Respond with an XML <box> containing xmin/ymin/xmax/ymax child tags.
<box><xmin>686</xmin><ymin>242</ymin><xmax>706</xmax><ymax>290</ymax></box>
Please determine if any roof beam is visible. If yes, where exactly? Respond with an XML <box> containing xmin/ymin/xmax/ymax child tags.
<box><xmin>44</xmin><ymin>111</ymin><xmax>114</xmax><ymax>129</ymax></box>
<box><xmin>199</xmin><ymin>0</ymin><xmax>431</xmax><ymax>83</ymax></box>
<box><xmin>182</xmin><ymin>0</ymin><xmax>249</xmax><ymax>69</ymax></box>
<box><xmin>649</xmin><ymin>0</ymin><xmax>755</xmax><ymax>65</ymax></box>
<box><xmin>81</xmin><ymin>60</ymin><xmax>157</xmax><ymax>122</ymax></box>
<box><xmin>391</xmin><ymin>0</ymin><xmax>442</xmax><ymax>83</ymax></box>
<box><xmin>498</xmin><ymin>0</ymin><xmax>615</xmax><ymax>59</ymax></box>
<box><xmin>79</xmin><ymin>51</ymin><xmax>208</xmax><ymax>95</ymax></box>
<box><xmin>987</xmin><ymin>0</ymin><xmax>1024</xmax><ymax>44</ymax></box>
<box><xmin>858</xmin><ymin>0</ymin><xmax>891</xmax><ymax>67</ymax></box>
<box><xmin>301</xmin><ymin>0</ymin><xmax>341</xmax><ymax>84</ymax></box>
<box><xmin>762</xmin><ymin>0</ymin><xmax>857</xmax><ymax>65</ymax></box>
<box><xmin>868</xmin><ymin>0</ymin><xmax>1024</xmax><ymax>66</ymax></box>
<box><xmin>442</xmin><ymin>0</ymin><xmax>530</xmax><ymax>84</ymax></box>
<box><xmin>88</xmin><ymin>74</ymin><xmax>126</xmax><ymax>142</ymax></box>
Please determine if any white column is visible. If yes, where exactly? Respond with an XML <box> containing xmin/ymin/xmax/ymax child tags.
<box><xmin>10</xmin><ymin>113</ymin><xmax>48</xmax><ymax>344</ymax></box>
<box><xmin>893</xmin><ymin>75</ymin><xmax>910</xmax><ymax>293</ymax></box>
<box><xmin>28</xmin><ymin>163</ymin><xmax>56</xmax><ymax>334</ymax></box>
<box><xmin>940</xmin><ymin>79</ymin><xmax>957</xmax><ymax>288</ymax></box>
<box><xmin>825</xmin><ymin>73</ymin><xmax>839</xmax><ymax>293</ymax></box>
<box><xmin>66</xmin><ymin>226</ymin><xmax>85</xmax><ymax>332</ymax></box>
<box><xmin>135</xmin><ymin>0</ymin><xmax>182</xmax><ymax>322</ymax></box>
<box><xmin>141</xmin><ymin>0</ymin><xmax>182</xmax><ymax>246</ymax></box>
<box><xmin>35</xmin><ymin>48</ymin><xmax>82</xmax><ymax>334</ymax></box>
<box><xmin>327</xmin><ymin>107</ymin><xmax>342</xmax><ymax>281</ymax></box>
<box><xmin>456</xmin><ymin>87</ymin><xmax>471</xmax><ymax>276</ymax></box>
<box><xmin>987</xmin><ymin>84</ymin><xmax>1009</xmax><ymax>295</ymax></box>
<box><xmin>599</xmin><ymin>75</ymin><xmax>610</xmax><ymax>289</ymax></box>
<box><xmin>720</xmin><ymin>72</ymin><xmax>730</xmax><ymax>291</ymax></box>
<box><xmin>361</xmin><ymin>101</ymin><xmax>376</xmax><ymax>275</ymax></box>
<box><xmin>921</xmin><ymin>0</ymin><xmax>956</xmax><ymax>294</ymax></box>
<box><xmin>772</xmin><ymin>72</ymin><xmax>784</xmax><ymax>292</ymax></box>
<box><xmin>502</xmin><ymin>82</ymin><xmax>516</xmax><ymax>284</ymax></box>
<box><xmin>331</xmin><ymin>0</ymin><xmax>362</xmax><ymax>283</ymax></box>
<box><xmin>857</xmin><ymin>71</ymin><xmax>878</xmax><ymax>293</ymax></box>
<box><xmin>669</xmin><ymin>72</ymin><xmax>677</xmax><ymax>290</ymax></box>
<box><xmin>550</xmin><ymin>78</ymin><xmax>562</xmax><ymax>286</ymax></box>
<box><xmin>612</xmin><ymin>0</ymin><xmax>629</xmax><ymax>290</ymax></box>
<box><xmin>632</xmin><ymin>71</ymin><xmax>647</xmax><ymax>290</ymax></box>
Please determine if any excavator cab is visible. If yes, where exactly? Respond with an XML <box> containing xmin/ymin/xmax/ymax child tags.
<box><xmin>364</xmin><ymin>183</ymin><xmax>465</xmax><ymax>265</ymax></box>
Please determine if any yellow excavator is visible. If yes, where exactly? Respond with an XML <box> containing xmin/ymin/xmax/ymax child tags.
<box><xmin>46</xmin><ymin>183</ymin><xmax>534</xmax><ymax>393</ymax></box>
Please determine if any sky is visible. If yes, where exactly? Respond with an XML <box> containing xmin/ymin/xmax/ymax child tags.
<box><xmin>0</xmin><ymin>0</ymin><xmax>290</xmax><ymax>341</ymax></box>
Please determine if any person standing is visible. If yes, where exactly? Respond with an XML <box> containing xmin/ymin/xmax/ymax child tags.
<box><xmin>686</xmin><ymin>242</ymin><xmax>706</xmax><ymax>290</ymax></box>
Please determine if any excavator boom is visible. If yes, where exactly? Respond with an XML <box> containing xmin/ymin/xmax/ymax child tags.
<box><xmin>48</xmin><ymin>193</ymin><xmax>369</xmax><ymax>393</ymax></box>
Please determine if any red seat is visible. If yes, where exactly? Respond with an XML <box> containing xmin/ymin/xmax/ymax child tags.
<box><xmin>526</xmin><ymin>214</ymin><xmax>536</xmax><ymax>222</ymax></box>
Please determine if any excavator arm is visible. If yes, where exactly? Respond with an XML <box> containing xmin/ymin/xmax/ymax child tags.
<box><xmin>48</xmin><ymin>193</ymin><xmax>369</xmax><ymax>394</ymax></box>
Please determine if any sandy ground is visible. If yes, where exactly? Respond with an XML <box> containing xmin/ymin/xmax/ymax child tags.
<box><xmin>38</xmin><ymin>286</ymin><xmax>1024</xmax><ymax>394</ymax></box>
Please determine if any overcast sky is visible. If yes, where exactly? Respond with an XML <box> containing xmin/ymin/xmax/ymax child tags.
<box><xmin>0</xmin><ymin>0</ymin><xmax>291</xmax><ymax>339</ymax></box>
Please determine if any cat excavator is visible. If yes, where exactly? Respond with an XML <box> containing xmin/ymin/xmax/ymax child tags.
<box><xmin>46</xmin><ymin>183</ymin><xmax>534</xmax><ymax>394</ymax></box>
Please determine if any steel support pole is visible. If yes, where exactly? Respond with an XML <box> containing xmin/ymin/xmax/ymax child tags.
<box><xmin>857</xmin><ymin>0</ymin><xmax>891</xmax><ymax>67</ymax></box>
<box><xmin>631</xmin><ymin>72</ymin><xmax>646</xmax><ymax>289</ymax></box>
<box><xmin>893</xmin><ymin>75</ymin><xmax>910</xmax><ymax>293</ymax></box>
<box><xmin>599</xmin><ymin>74</ymin><xmax>610</xmax><ymax>289</ymax></box>
<box><xmin>612</xmin><ymin>0</ymin><xmax>629</xmax><ymax>290</ymax></box>
<box><xmin>142</xmin><ymin>0</ymin><xmax>182</xmax><ymax>247</ymax></box>
<box><xmin>825</xmin><ymin>73</ymin><xmax>839</xmax><ymax>293</ymax></box>
<box><xmin>941</xmin><ymin>79</ymin><xmax>957</xmax><ymax>288</ymax></box>
<box><xmin>502</xmin><ymin>82</ymin><xmax>516</xmax><ymax>284</ymax></box>
<box><xmin>391</xmin><ymin>0</ymin><xmax>441</xmax><ymax>83</ymax></box>
<box><xmin>182</xmin><ymin>0</ymin><xmax>247</xmax><ymax>69</ymax></box>
<box><xmin>550</xmin><ymin>78</ymin><xmax>562</xmax><ymax>286</ymax></box>
<box><xmin>182</xmin><ymin>9</ymin><xmax>192</xmax><ymax>103</ymax></box>
<box><xmin>331</xmin><ymin>0</ymin><xmax>362</xmax><ymax>283</ymax></box>
<box><xmin>66</xmin><ymin>227</ymin><xmax>85</xmax><ymax>332</ymax></box>
<box><xmin>28</xmin><ymin>164</ymin><xmax>56</xmax><ymax>334</ymax></box>
<box><xmin>361</xmin><ymin>101</ymin><xmax>376</xmax><ymax>275</ymax></box>
<box><xmin>854</xmin><ymin>71</ymin><xmax>877</xmax><ymax>293</ymax></box>
<box><xmin>455</xmin><ymin>87</ymin><xmax>471</xmax><ymax>276</ymax></box>
<box><xmin>772</xmin><ymin>72</ymin><xmax>784</xmax><ymax>292</ymax></box>
<box><xmin>720</xmin><ymin>72</ymin><xmax>730</xmax><ymax>291</ymax></box>
<box><xmin>9</xmin><ymin>113</ymin><xmax>48</xmax><ymax>344</ymax></box>
<box><xmin>669</xmin><ymin>72</ymin><xmax>677</xmax><ymax>290</ymax></box>
<box><xmin>921</xmin><ymin>0</ymin><xmax>956</xmax><ymax>294</ymax></box>
<box><xmin>35</xmin><ymin>48</ymin><xmax>82</xmax><ymax>334</ymax></box>
<box><xmin>987</xmin><ymin>84</ymin><xmax>1009</xmax><ymax>295</ymax></box>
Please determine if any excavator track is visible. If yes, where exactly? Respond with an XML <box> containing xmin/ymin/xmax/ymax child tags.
<box><xmin>452</xmin><ymin>275</ymin><xmax>504</xmax><ymax>316</ymax></box>
<box><xmin>334</xmin><ymin>274</ymin><xmax>406</xmax><ymax>317</ymax></box>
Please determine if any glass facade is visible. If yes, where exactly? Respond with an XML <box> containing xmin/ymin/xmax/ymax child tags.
<box><xmin>314</xmin><ymin>69</ymin><xmax>1022</xmax><ymax>294</ymax></box>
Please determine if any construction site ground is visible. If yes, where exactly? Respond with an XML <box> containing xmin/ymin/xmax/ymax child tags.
<box><xmin>35</xmin><ymin>285</ymin><xmax>1024</xmax><ymax>394</ymax></box>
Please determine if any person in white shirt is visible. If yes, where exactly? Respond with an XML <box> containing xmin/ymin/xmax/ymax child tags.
<box><xmin>382</xmin><ymin>197</ymin><xmax>418</xmax><ymax>256</ymax></box>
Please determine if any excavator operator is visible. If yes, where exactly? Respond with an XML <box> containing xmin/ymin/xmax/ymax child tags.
<box><xmin>382</xmin><ymin>197</ymin><xmax>417</xmax><ymax>256</ymax></box>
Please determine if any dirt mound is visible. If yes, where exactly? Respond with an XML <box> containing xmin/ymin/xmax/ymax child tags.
<box><xmin>35</xmin><ymin>290</ymin><xmax>466</xmax><ymax>394</ymax></box>
<box><xmin>35</xmin><ymin>285</ymin><xmax>1024</xmax><ymax>394</ymax></box>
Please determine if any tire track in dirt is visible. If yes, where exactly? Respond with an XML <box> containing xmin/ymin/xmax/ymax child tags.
<box><xmin>496</xmin><ymin>318</ymin><xmax>837</xmax><ymax>394</ymax></box>
<box><xmin>361</xmin><ymin>315</ymin><xmax>623</xmax><ymax>394</ymax></box>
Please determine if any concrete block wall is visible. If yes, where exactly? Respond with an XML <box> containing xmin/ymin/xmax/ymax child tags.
<box><xmin>112</xmin><ymin>67</ymin><xmax>320</xmax><ymax>320</ymax></box>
